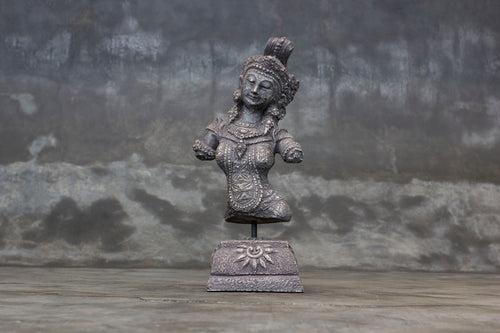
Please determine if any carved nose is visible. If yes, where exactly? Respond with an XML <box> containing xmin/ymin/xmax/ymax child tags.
<box><xmin>251</xmin><ymin>85</ymin><xmax>259</xmax><ymax>94</ymax></box>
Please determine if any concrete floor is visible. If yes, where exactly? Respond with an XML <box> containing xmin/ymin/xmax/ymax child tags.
<box><xmin>0</xmin><ymin>267</ymin><xmax>499</xmax><ymax>332</ymax></box>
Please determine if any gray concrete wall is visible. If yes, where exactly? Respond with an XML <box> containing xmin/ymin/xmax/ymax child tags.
<box><xmin>1</xmin><ymin>0</ymin><xmax>499</xmax><ymax>271</ymax></box>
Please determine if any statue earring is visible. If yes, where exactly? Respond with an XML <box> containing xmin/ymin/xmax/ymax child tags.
<box><xmin>232</xmin><ymin>89</ymin><xmax>242</xmax><ymax>103</ymax></box>
<box><xmin>269</xmin><ymin>105</ymin><xmax>280</xmax><ymax>118</ymax></box>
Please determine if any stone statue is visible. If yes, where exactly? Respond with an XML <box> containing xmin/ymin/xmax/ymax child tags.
<box><xmin>194</xmin><ymin>37</ymin><xmax>304</xmax><ymax>292</ymax></box>
<box><xmin>193</xmin><ymin>37</ymin><xmax>303</xmax><ymax>227</ymax></box>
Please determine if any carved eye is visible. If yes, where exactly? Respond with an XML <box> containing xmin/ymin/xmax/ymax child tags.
<box><xmin>260</xmin><ymin>80</ymin><xmax>273</xmax><ymax>89</ymax></box>
<box><xmin>246</xmin><ymin>74</ymin><xmax>256</xmax><ymax>84</ymax></box>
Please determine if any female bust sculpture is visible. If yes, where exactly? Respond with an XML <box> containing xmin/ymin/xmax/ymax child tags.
<box><xmin>193</xmin><ymin>37</ymin><xmax>303</xmax><ymax>226</ymax></box>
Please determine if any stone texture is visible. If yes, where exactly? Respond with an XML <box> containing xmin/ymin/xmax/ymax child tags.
<box><xmin>207</xmin><ymin>240</ymin><xmax>303</xmax><ymax>292</ymax></box>
<box><xmin>207</xmin><ymin>275</ymin><xmax>303</xmax><ymax>293</ymax></box>
<box><xmin>0</xmin><ymin>1</ymin><xmax>500</xmax><ymax>271</ymax></box>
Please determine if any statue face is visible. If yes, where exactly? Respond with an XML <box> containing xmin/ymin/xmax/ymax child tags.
<box><xmin>241</xmin><ymin>70</ymin><xmax>278</xmax><ymax>109</ymax></box>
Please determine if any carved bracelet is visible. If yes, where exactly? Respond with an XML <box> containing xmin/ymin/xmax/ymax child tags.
<box><xmin>193</xmin><ymin>139</ymin><xmax>216</xmax><ymax>159</ymax></box>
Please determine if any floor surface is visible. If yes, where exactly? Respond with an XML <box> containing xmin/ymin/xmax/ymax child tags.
<box><xmin>0</xmin><ymin>267</ymin><xmax>499</xmax><ymax>332</ymax></box>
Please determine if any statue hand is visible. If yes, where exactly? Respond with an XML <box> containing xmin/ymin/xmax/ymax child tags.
<box><xmin>195</xmin><ymin>151</ymin><xmax>215</xmax><ymax>161</ymax></box>
<box><xmin>193</xmin><ymin>139</ymin><xmax>216</xmax><ymax>160</ymax></box>
<box><xmin>285</xmin><ymin>148</ymin><xmax>303</xmax><ymax>163</ymax></box>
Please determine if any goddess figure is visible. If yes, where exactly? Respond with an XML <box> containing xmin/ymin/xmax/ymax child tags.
<box><xmin>193</xmin><ymin>37</ymin><xmax>303</xmax><ymax>229</ymax></box>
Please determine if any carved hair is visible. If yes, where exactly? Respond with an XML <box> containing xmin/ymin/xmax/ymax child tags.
<box><xmin>229</xmin><ymin>37</ymin><xmax>300</xmax><ymax>127</ymax></box>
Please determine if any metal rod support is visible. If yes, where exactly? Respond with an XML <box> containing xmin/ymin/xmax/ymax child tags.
<box><xmin>251</xmin><ymin>223</ymin><xmax>257</xmax><ymax>238</ymax></box>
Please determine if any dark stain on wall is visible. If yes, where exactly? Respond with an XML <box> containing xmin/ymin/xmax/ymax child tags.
<box><xmin>406</xmin><ymin>221</ymin><xmax>434</xmax><ymax>239</ymax></box>
<box><xmin>399</xmin><ymin>195</ymin><xmax>427</xmax><ymax>209</ymax></box>
<box><xmin>289</xmin><ymin>194</ymin><xmax>376</xmax><ymax>236</ymax></box>
<box><xmin>418</xmin><ymin>253</ymin><xmax>459</xmax><ymax>269</ymax></box>
<box><xmin>401</xmin><ymin>195</ymin><xmax>433</xmax><ymax>238</ymax></box>
<box><xmin>276</xmin><ymin>194</ymin><xmax>335</xmax><ymax>239</ymax></box>
<box><xmin>325</xmin><ymin>195</ymin><xmax>376</xmax><ymax>235</ymax></box>
<box><xmin>171</xmin><ymin>174</ymin><xmax>195</xmax><ymax>190</ymax></box>
<box><xmin>130</xmin><ymin>188</ymin><xmax>210</xmax><ymax>237</ymax></box>
<box><xmin>22</xmin><ymin>197</ymin><xmax>135</xmax><ymax>252</ymax></box>
<box><xmin>198</xmin><ymin>188</ymin><xmax>227</xmax><ymax>220</ymax></box>
<box><xmin>130</xmin><ymin>188</ymin><xmax>183</xmax><ymax>226</ymax></box>
<box><xmin>285</xmin><ymin>195</ymin><xmax>322</xmax><ymax>238</ymax></box>
<box><xmin>170</xmin><ymin>169</ymin><xmax>205</xmax><ymax>191</ymax></box>
<box><xmin>90</xmin><ymin>166</ymin><xmax>110</xmax><ymax>176</ymax></box>
<box><xmin>446</xmin><ymin>224</ymin><xmax>493</xmax><ymax>257</ymax></box>
<box><xmin>0</xmin><ymin>215</ymin><xmax>7</xmax><ymax>249</ymax></box>
<box><xmin>417</xmin><ymin>217</ymin><xmax>500</xmax><ymax>269</ymax></box>
<box><xmin>433</xmin><ymin>206</ymin><xmax>454</xmax><ymax>223</ymax></box>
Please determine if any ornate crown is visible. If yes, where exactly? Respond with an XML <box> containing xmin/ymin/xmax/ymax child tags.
<box><xmin>240</xmin><ymin>37</ymin><xmax>299</xmax><ymax>107</ymax></box>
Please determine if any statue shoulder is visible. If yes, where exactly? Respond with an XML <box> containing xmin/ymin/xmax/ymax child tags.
<box><xmin>206</xmin><ymin>117</ymin><xmax>227</xmax><ymax>137</ymax></box>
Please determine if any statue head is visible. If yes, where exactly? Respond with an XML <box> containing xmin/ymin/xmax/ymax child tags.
<box><xmin>229</xmin><ymin>37</ymin><xmax>300</xmax><ymax>123</ymax></box>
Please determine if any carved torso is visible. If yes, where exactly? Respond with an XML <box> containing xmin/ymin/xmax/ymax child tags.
<box><xmin>207</xmin><ymin>118</ymin><xmax>292</xmax><ymax>224</ymax></box>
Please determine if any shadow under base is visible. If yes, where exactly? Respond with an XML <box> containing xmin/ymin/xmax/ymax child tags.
<box><xmin>207</xmin><ymin>239</ymin><xmax>303</xmax><ymax>292</ymax></box>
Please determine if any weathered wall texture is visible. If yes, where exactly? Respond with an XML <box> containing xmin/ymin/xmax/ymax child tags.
<box><xmin>1</xmin><ymin>0</ymin><xmax>499</xmax><ymax>271</ymax></box>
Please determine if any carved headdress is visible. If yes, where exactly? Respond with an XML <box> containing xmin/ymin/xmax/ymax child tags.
<box><xmin>230</xmin><ymin>37</ymin><xmax>300</xmax><ymax>122</ymax></box>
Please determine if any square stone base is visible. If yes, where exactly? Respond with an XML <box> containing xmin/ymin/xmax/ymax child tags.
<box><xmin>207</xmin><ymin>240</ymin><xmax>303</xmax><ymax>292</ymax></box>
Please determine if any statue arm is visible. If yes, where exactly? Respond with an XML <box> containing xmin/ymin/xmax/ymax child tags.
<box><xmin>275</xmin><ymin>129</ymin><xmax>303</xmax><ymax>163</ymax></box>
<box><xmin>193</xmin><ymin>132</ymin><xmax>218</xmax><ymax>160</ymax></box>
<box><xmin>193</xmin><ymin>118</ymin><xmax>222</xmax><ymax>161</ymax></box>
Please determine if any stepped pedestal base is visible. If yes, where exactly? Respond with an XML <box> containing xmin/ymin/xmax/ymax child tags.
<box><xmin>207</xmin><ymin>239</ymin><xmax>303</xmax><ymax>293</ymax></box>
